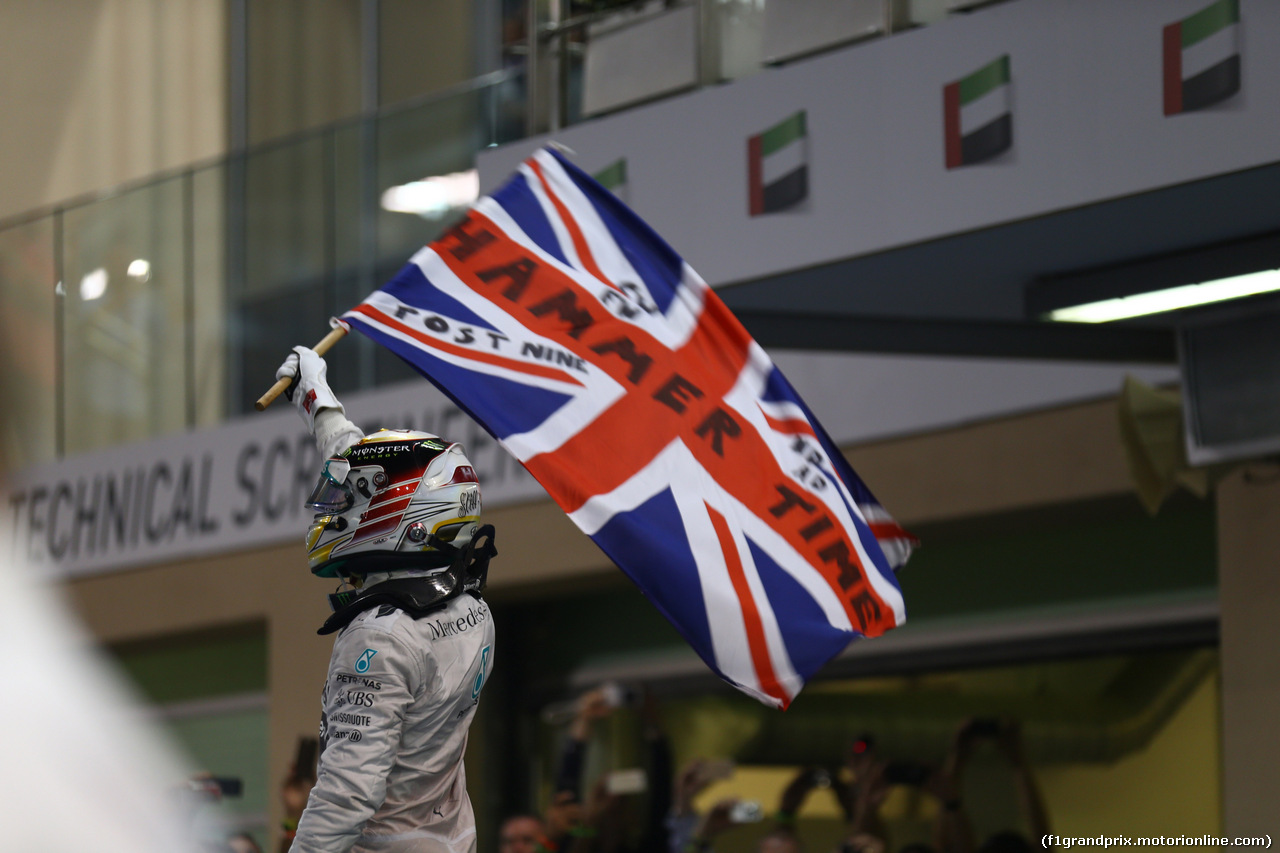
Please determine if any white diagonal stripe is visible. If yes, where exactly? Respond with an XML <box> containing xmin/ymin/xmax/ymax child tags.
<box><xmin>567</xmin><ymin>437</ymin><xmax>684</xmax><ymax>534</ymax></box>
<box><xmin>534</xmin><ymin>152</ymin><xmax>649</xmax><ymax>294</ymax></box>
<box><xmin>724</xmin><ymin>483</ymin><xmax>855</xmax><ymax>634</ymax></box>
<box><xmin>517</xmin><ymin>162</ymin><xmax>585</xmax><ymax>273</ymax></box>
<box><xmin>410</xmin><ymin>248</ymin><xmax>598</xmax><ymax>370</ymax></box>
<box><xmin>410</xmin><ymin>247</ymin><xmax>618</xmax><ymax>397</ymax></box>
<box><xmin>455</xmin><ymin>202</ymin><xmax>658</xmax><ymax>459</ymax></box>
<box><xmin>671</xmin><ymin>477</ymin><xmax>769</xmax><ymax>702</ymax></box>
<box><xmin>362</xmin><ymin>251</ymin><xmax>631</xmax><ymax>463</ymax></box>
<box><xmin>502</xmin><ymin>381</ymin><xmax>627</xmax><ymax>461</ymax></box>
<box><xmin>465</xmin><ymin>191</ymin><xmax>716</xmax><ymax>460</ymax></box>
<box><xmin>353</xmin><ymin>293</ymin><xmax>585</xmax><ymax>395</ymax></box>
<box><xmin>475</xmin><ymin>189</ymin><xmax>699</xmax><ymax>353</ymax></box>
<box><xmin>727</xmin><ymin>345</ymin><xmax>907</xmax><ymax>625</ymax></box>
<box><xmin>722</xmin><ymin>504</ymin><xmax>802</xmax><ymax>703</ymax></box>
<box><xmin>532</xmin><ymin>150</ymin><xmax>705</xmax><ymax>349</ymax></box>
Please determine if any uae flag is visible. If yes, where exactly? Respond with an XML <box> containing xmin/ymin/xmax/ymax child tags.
<box><xmin>943</xmin><ymin>55</ymin><xmax>1012</xmax><ymax>170</ymax></box>
<box><xmin>1163</xmin><ymin>0</ymin><xmax>1240</xmax><ymax>116</ymax></box>
<box><xmin>748</xmin><ymin>111</ymin><xmax>808</xmax><ymax>216</ymax></box>
<box><xmin>593</xmin><ymin>158</ymin><xmax>628</xmax><ymax>201</ymax></box>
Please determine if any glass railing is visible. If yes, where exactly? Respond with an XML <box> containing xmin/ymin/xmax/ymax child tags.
<box><xmin>0</xmin><ymin>70</ymin><xmax>528</xmax><ymax>466</ymax></box>
<box><xmin>0</xmin><ymin>0</ymin><xmax>1016</xmax><ymax>467</ymax></box>
<box><xmin>527</xmin><ymin>0</ymin><xmax>1001</xmax><ymax>131</ymax></box>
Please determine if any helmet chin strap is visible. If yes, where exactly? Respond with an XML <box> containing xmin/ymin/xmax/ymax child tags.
<box><xmin>355</xmin><ymin>566</ymin><xmax>449</xmax><ymax>590</ymax></box>
<box><xmin>319</xmin><ymin>525</ymin><xmax>498</xmax><ymax>633</ymax></box>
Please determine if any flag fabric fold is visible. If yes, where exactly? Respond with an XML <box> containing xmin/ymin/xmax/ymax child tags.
<box><xmin>343</xmin><ymin>147</ymin><xmax>911</xmax><ymax>708</ymax></box>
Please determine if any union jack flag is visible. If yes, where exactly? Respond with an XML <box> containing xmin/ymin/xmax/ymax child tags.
<box><xmin>343</xmin><ymin>148</ymin><xmax>912</xmax><ymax>708</ymax></box>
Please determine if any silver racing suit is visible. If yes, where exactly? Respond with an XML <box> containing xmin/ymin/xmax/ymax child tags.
<box><xmin>290</xmin><ymin>408</ymin><xmax>496</xmax><ymax>852</ymax></box>
<box><xmin>290</xmin><ymin>593</ymin><xmax>496</xmax><ymax>852</ymax></box>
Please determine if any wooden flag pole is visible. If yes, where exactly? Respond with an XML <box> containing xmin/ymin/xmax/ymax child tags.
<box><xmin>254</xmin><ymin>322</ymin><xmax>349</xmax><ymax>411</ymax></box>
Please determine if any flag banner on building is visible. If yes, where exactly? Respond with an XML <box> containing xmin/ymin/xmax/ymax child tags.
<box><xmin>1163</xmin><ymin>0</ymin><xmax>1240</xmax><ymax>116</ymax></box>
<box><xmin>748</xmin><ymin>111</ymin><xmax>808</xmax><ymax>216</ymax></box>
<box><xmin>342</xmin><ymin>147</ymin><xmax>911</xmax><ymax>708</ymax></box>
<box><xmin>944</xmin><ymin>55</ymin><xmax>1012</xmax><ymax>169</ymax></box>
<box><xmin>592</xmin><ymin>158</ymin><xmax>628</xmax><ymax>200</ymax></box>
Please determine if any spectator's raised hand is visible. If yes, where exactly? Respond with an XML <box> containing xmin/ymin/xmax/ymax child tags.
<box><xmin>928</xmin><ymin>721</ymin><xmax>981</xmax><ymax>853</ymax></box>
<box><xmin>695</xmin><ymin>798</ymin><xmax>739</xmax><ymax>845</ymax></box>
<box><xmin>843</xmin><ymin>751</ymin><xmax>890</xmax><ymax>842</ymax></box>
<box><xmin>674</xmin><ymin>760</ymin><xmax>706</xmax><ymax>817</ymax></box>
<box><xmin>845</xmin><ymin>744</ymin><xmax>888</xmax><ymax>817</ymax></box>
<box><xmin>778</xmin><ymin>767</ymin><xmax>821</xmax><ymax>816</ymax></box>
<box><xmin>674</xmin><ymin>758</ymin><xmax>731</xmax><ymax>816</ymax></box>
<box><xmin>562</xmin><ymin>775</ymin><xmax>625</xmax><ymax>853</ymax></box>
<box><xmin>996</xmin><ymin>719</ymin><xmax>1028</xmax><ymax>767</ymax></box>
<box><xmin>583</xmin><ymin>775</ymin><xmax>622</xmax><ymax>827</ymax></box>
<box><xmin>570</xmin><ymin>687</ymin><xmax>617</xmax><ymax>742</ymax></box>
<box><xmin>640</xmin><ymin>686</ymin><xmax>664</xmax><ymax>740</ymax></box>
<box><xmin>853</xmin><ymin>760</ymin><xmax>890</xmax><ymax>813</ymax></box>
<box><xmin>924</xmin><ymin>764</ymin><xmax>961</xmax><ymax>812</ymax></box>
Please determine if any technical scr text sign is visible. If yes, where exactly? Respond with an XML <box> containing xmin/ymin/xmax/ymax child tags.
<box><xmin>3</xmin><ymin>379</ymin><xmax>545</xmax><ymax>579</ymax></box>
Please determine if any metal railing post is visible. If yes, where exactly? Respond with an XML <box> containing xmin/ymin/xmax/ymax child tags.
<box><xmin>694</xmin><ymin>0</ymin><xmax>706</xmax><ymax>86</ymax></box>
<box><xmin>358</xmin><ymin>0</ymin><xmax>381</xmax><ymax>390</ymax></box>
<box><xmin>53</xmin><ymin>208</ymin><xmax>64</xmax><ymax>458</ymax></box>
<box><xmin>526</xmin><ymin>0</ymin><xmax>540</xmax><ymax>136</ymax></box>
<box><xmin>549</xmin><ymin>0</ymin><xmax>563</xmax><ymax>131</ymax></box>
<box><xmin>184</xmin><ymin>170</ymin><xmax>196</xmax><ymax>428</ymax></box>
<box><xmin>229</xmin><ymin>0</ymin><xmax>248</xmax><ymax>151</ymax></box>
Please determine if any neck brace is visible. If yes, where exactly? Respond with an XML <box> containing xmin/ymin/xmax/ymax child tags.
<box><xmin>319</xmin><ymin>574</ymin><xmax>477</xmax><ymax>636</ymax></box>
<box><xmin>318</xmin><ymin>524</ymin><xmax>496</xmax><ymax>635</ymax></box>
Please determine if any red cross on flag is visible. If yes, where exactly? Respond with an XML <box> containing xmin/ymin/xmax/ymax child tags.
<box><xmin>342</xmin><ymin>148</ymin><xmax>913</xmax><ymax>708</ymax></box>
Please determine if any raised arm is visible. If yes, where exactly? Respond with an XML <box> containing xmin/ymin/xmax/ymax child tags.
<box><xmin>999</xmin><ymin>720</ymin><xmax>1050</xmax><ymax>843</ymax></box>
<box><xmin>275</xmin><ymin>346</ymin><xmax>363</xmax><ymax>458</ymax></box>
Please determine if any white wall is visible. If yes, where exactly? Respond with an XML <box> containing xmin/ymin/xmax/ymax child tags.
<box><xmin>481</xmin><ymin>0</ymin><xmax>1278</xmax><ymax>289</ymax></box>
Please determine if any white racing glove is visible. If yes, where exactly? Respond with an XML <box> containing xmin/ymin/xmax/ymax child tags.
<box><xmin>276</xmin><ymin>346</ymin><xmax>344</xmax><ymax>432</ymax></box>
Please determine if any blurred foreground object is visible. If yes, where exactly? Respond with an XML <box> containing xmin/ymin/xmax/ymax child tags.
<box><xmin>1118</xmin><ymin>375</ymin><xmax>1216</xmax><ymax>514</ymax></box>
<box><xmin>0</xmin><ymin>531</ymin><xmax>205</xmax><ymax>852</ymax></box>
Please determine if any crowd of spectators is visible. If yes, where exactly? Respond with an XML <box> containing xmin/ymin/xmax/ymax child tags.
<box><xmin>498</xmin><ymin>689</ymin><xmax>1051</xmax><ymax>853</ymax></box>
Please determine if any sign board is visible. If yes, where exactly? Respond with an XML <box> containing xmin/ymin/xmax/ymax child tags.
<box><xmin>4</xmin><ymin>381</ymin><xmax>546</xmax><ymax>579</ymax></box>
<box><xmin>4</xmin><ymin>354</ymin><xmax>1176</xmax><ymax>580</ymax></box>
<box><xmin>481</xmin><ymin>0</ymin><xmax>1280</xmax><ymax>292</ymax></box>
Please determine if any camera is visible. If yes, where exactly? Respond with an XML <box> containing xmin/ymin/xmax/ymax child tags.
<box><xmin>600</xmin><ymin>681</ymin><xmax>636</xmax><ymax>709</ymax></box>
<box><xmin>604</xmin><ymin>768</ymin><xmax>648</xmax><ymax>796</ymax></box>
<box><xmin>186</xmin><ymin>776</ymin><xmax>244</xmax><ymax>798</ymax></box>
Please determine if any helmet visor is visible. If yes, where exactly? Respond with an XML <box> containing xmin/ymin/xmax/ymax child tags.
<box><xmin>305</xmin><ymin>458</ymin><xmax>354</xmax><ymax>512</ymax></box>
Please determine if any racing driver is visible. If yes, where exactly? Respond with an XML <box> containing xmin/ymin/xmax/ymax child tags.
<box><xmin>276</xmin><ymin>345</ymin><xmax>497</xmax><ymax>853</ymax></box>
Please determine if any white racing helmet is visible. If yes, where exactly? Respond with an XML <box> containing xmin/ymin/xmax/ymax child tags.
<box><xmin>304</xmin><ymin>429</ymin><xmax>483</xmax><ymax>578</ymax></box>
